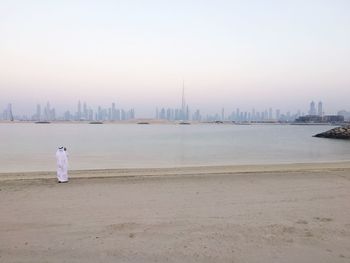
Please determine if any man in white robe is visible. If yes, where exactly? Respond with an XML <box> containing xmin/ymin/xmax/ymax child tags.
<box><xmin>56</xmin><ymin>147</ymin><xmax>68</xmax><ymax>183</ymax></box>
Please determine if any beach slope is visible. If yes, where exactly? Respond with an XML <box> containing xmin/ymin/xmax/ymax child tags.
<box><xmin>1</xmin><ymin>164</ymin><xmax>350</xmax><ymax>262</ymax></box>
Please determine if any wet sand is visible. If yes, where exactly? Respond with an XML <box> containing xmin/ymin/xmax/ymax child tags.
<box><xmin>1</xmin><ymin>163</ymin><xmax>350</xmax><ymax>262</ymax></box>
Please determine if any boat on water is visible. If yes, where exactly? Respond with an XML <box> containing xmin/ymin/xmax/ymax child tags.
<box><xmin>179</xmin><ymin>122</ymin><xmax>191</xmax><ymax>125</ymax></box>
<box><xmin>89</xmin><ymin>121</ymin><xmax>104</xmax><ymax>124</ymax></box>
<box><xmin>35</xmin><ymin>121</ymin><xmax>51</xmax><ymax>124</ymax></box>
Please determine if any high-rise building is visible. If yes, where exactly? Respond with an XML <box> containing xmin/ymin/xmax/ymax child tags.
<box><xmin>50</xmin><ymin>107</ymin><xmax>56</xmax><ymax>121</ymax></box>
<box><xmin>318</xmin><ymin>101</ymin><xmax>323</xmax><ymax>116</ymax></box>
<box><xmin>108</xmin><ymin>108</ymin><xmax>112</xmax><ymax>121</ymax></box>
<box><xmin>44</xmin><ymin>102</ymin><xmax>50</xmax><ymax>121</ymax></box>
<box><xmin>128</xmin><ymin>109</ymin><xmax>135</xmax><ymax>119</ymax></box>
<box><xmin>179</xmin><ymin>81</ymin><xmax>189</xmax><ymax>120</ymax></box>
<box><xmin>236</xmin><ymin>108</ymin><xmax>240</xmax><ymax>121</ymax></box>
<box><xmin>3</xmin><ymin>104</ymin><xmax>14</xmax><ymax>121</ymax></box>
<box><xmin>88</xmin><ymin>109</ymin><xmax>94</xmax><ymax>121</ymax></box>
<box><xmin>111</xmin><ymin>102</ymin><xmax>116</xmax><ymax>121</ymax></box>
<box><xmin>121</xmin><ymin>109</ymin><xmax>126</xmax><ymax>120</ymax></box>
<box><xmin>64</xmin><ymin>111</ymin><xmax>71</xmax><ymax>121</ymax></box>
<box><xmin>181</xmin><ymin>81</ymin><xmax>187</xmax><ymax>120</ymax></box>
<box><xmin>175</xmin><ymin>109</ymin><xmax>180</xmax><ymax>120</ymax></box>
<box><xmin>252</xmin><ymin>108</ymin><xmax>256</xmax><ymax>121</ymax></box>
<box><xmin>97</xmin><ymin>106</ymin><xmax>102</xmax><ymax>121</ymax></box>
<box><xmin>167</xmin><ymin>108</ymin><xmax>174</xmax><ymax>121</ymax></box>
<box><xmin>309</xmin><ymin>101</ymin><xmax>316</xmax><ymax>115</ymax></box>
<box><xmin>276</xmin><ymin>109</ymin><xmax>281</xmax><ymax>120</ymax></box>
<box><xmin>36</xmin><ymin>104</ymin><xmax>41</xmax><ymax>121</ymax></box>
<box><xmin>77</xmin><ymin>101</ymin><xmax>82</xmax><ymax>120</ymax></box>
<box><xmin>160</xmin><ymin>108</ymin><xmax>166</xmax><ymax>119</ymax></box>
<box><xmin>116</xmin><ymin>109</ymin><xmax>121</xmax><ymax>121</ymax></box>
<box><xmin>83</xmin><ymin>102</ymin><xmax>88</xmax><ymax>119</ymax></box>
<box><xmin>193</xmin><ymin>109</ymin><xmax>201</xmax><ymax>121</ymax></box>
<box><xmin>186</xmin><ymin>105</ymin><xmax>190</xmax><ymax>121</ymax></box>
<box><xmin>156</xmin><ymin>108</ymin><xmax>159</xmax><ymax>120</ymax></box>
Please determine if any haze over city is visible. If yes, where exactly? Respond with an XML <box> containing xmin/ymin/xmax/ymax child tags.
<box><xmin>2</xmin><ymin>2</ymin><xmax>350</xmax><ymax>263</ymax></box>
<box><xmin>1</xmin><ymin>0</ymin><xmax>350</xmax><ymax>117</ymax></box>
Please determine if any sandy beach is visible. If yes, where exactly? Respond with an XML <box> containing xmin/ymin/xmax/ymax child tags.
<box><xmin>1</xmin><ymin>163</ymin><xmax>350</xmax><ymax>263</ymax></box>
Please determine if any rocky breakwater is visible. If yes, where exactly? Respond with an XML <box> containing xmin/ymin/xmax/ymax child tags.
<box><xmin>314</xmin><ymin>125</ymin><xmax>350</xmax><ymax>139</ymax></box>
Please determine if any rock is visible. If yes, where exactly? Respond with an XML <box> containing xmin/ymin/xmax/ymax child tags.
<box><xmin>314</xmin><ymin>125</ymin><xmax>350</xmax><ymax>139</ymax></box>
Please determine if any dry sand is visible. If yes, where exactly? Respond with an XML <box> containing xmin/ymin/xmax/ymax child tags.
<box><xmin>1</xmin><ymin>163</ymin><xmax>350</xmax><ymax>263</ymax></box>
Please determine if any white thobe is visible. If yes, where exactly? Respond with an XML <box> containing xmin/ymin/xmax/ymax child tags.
<box><xmin>56</xmin><ymin>149</ymin><xmax>68</xmax><ymax>182</ymax></box>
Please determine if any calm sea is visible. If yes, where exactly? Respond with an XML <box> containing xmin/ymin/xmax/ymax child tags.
<box><xmin>0</xmin><ymin>123</ymin><xmax>350</xmax><ymax>173</ymax></box>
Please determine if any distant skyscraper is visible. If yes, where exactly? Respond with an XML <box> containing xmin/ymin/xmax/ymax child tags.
<box><xmin>44</xmin><ymin>102</ymin><xmax>50</xmax><ymax>121</ymax></box>
<box><xmin>5</xmin><ymin>104</ymin><xmax>14</xmax><ymax>121</ymax></box>
<box><xmin>89</xmin><ymin>109</ymin><xmax>94</xmax><ymax>121</ymax></box>
<box><xmin>36</xmin><ymin>104</ymin><xmax>41</xmax><ymax>121</ymax></box>
<box><xmin>64</xmin><ymin>110</ymin><xmax>71</xmax><ymax>121</ymax></box>
<box><xmin>186</xmin><ymin>105</ymin><xmax>190</xmax><ymax>121</ymax></box>
<box><xmin>108</xmin><ymin>108</ymin><xmax>112</xmax><ymax>120</ymax></box>
<box><xmin>309</xmin><ymin>101</ymin><xmax>316</xmax><ymax>115</ymax></box>
<box><xmin>276</xmin><ymin>109</ymin><xmax>281</xmax><ymax>120</ymax></box>
<box><xmin>318</xmin><ymin>101</ymin><xmax>323</xmax><ymax>116</ymax></box>
<box><xmin>77</xmin><ymin>101</ymin><xmax>82</xmax><ymax>120</ymax></box>
<box><xmin>111</xmin><ymin>102</ymin><xmax>116</xmax><ymax>121</ymax></box>
<box><xmin>51</xmin><ymin>108</ymin><xmax>56</xmax><ymax>120</ymax></box>
<box><xmin>83</xmin><ymin>102</ymin><xmax>88</xmax><ymax>119</ymax></box>
<box><xmin>175</xmin><ymin>109</ymin><xmax>180</xmax><ymax>120</ymax></box>
<box><xmin>97</xmin><ymin>106</ymin><xmax>102</xmax><ymax>120</ymax></box>
<box><xmin>181</xmin><ymin>81</ymin><xmax>186</xmax><ymax>120</ymax></box>
<box><xmin>193</xmin><ymin>109</ymin><xmax>201</xmax><ymax>121</ymax></box>
<box><xmin>156</xmin><ymin>107</ymin><xmax>159</xmax><ymax>120</ymax></box>
<box><xmin>269</xmin><ymin>108</ymin><xmax>273</xmax><ymax>120</ymax></box>
<box><xmin>121</xmin><ymin>109</ymin><xmax>126</xmax><ymax>120</ymax></box>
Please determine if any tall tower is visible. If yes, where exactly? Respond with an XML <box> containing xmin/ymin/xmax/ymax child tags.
<box><xmin>77</xmin><ymin>101</ymin><xmax>82</xmax><ymax>120</ymax></box>
<box><xmin>269</xmin><ymin>108</ymin><xmax>273</xmax><ymax>120</ymax></box>
<box><xmin>83</xmin><ymin>102</ymin><xmax>88</xmax><ymax>119</ymax></box>
<box><xmin>276</xmin><ymin>109</ymin><xmax>281</xmax><ymax>120</ymax></box>
<box><xmin>309</xmin><ymin>101</ymin><xmax>316</xmax><ymax>115</ymax></box>
<box><xmin>36</xmin><ymin>104</ymin><xmax>41</xmax><ymax>121</ymax></box>
<box><xmin>45</xmin><ymin>102</ymin><xmax>50</xmax><ymax>121</ymax></box>
<box><xmin>318</xmin><ymin>101</ymin><xmax>323</xmax><ymax>116</ymax></box>
<box><xmin>181</xmin><ymin>80</ymin><xmax>186</xmax><ymax>120</ymax></box>
<box><xmin>8</xmin><ymin>104</ymin><xmax>14</xmax><ymax>121</ymax></box>
<box><xmin>111</xmin><ymin>102</ymin><xmax>116</xmax><ymax>121</ymax></box>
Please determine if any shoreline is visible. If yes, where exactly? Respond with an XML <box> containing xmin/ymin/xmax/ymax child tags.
<box><xmin>0</xmin><ymin>120</ymin><xmax>347</xmax><ymax>125</ymax></box>
<box><xmin>1</xmin><ymin>161</ymin><xmax>350</xmax><ymax>181</ymax></box>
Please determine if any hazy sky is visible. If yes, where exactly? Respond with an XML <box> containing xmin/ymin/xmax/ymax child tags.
<box><xmin>1</xmin><ymin>0</ymin><xmax>349</xmax><ymax>117</ymax></box>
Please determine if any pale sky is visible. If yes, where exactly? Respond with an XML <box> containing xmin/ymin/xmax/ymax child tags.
<box><xmin>0</xmin><ymin>0</ymin><xmax>349</xmax><ymax>117</ymax></box>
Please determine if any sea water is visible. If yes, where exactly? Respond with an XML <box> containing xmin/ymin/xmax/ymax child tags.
<box><xmin>0</xmin><ymin>123</ymin><xmax>350</xmax><ymax>173</ymax></box>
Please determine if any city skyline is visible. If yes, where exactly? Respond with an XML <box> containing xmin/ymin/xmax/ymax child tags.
<box><xmin>1</xmin><ymin>92</ymin><xmax>340</xmax><ymax>118</ymax></box>
<box><xmin>0</xmin><ymin>82</ymin><xmax>346</xmax><ymax>120</ymax></box>
<box><xmin>2</xmin><ymin>99</ymin><xmax>349</xmax><ymax>122</ymax></box>
<box><xmin>1</xmin><ymin>1</ymin><xmax>350</xmax><ymax>114</ymax></box>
